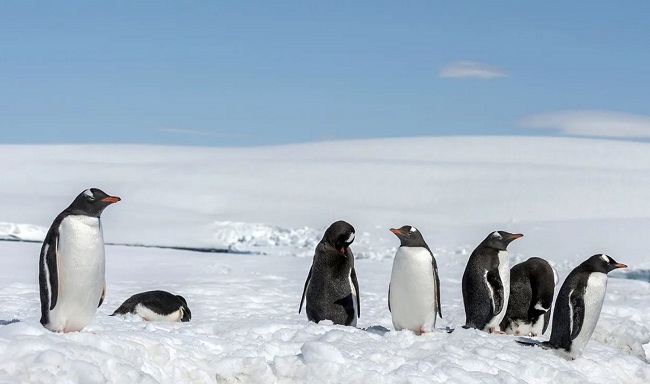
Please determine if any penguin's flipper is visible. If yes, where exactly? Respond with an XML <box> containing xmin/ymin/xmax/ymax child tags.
<box><xmin>486</xmin><ymin>269</ymin><xmax>504</xmax><ymax>316</ymax></box>
<box><xmin>387</xmin><ymin>284</ymin><xmax>391</xmax><ymax>312</ymax></box>
<box><xmin>351</xmin><ymin>267</ymin><xmax>360</xmax><ymax>318</ymax></box>
<box><xmin>299</xmin><ymin>267</ymin><xmax>312</xmax><ymax>314</ymax></box>
<box><xmin>98</xmin><ymin>280</ymin><xmax>106</xmax><ymax>307</ymax></box>
<box><xmin>44</xmin><ymin>234</ymin><xmax>60</xmax><ymax>311</ymax></box>
<box><xmin>432</xmin><ymin>256</ymin><xmax>442</xmax><ymax>318</ymax></box>
<box><xmin>570</xmin><ymin>291</ymin><xmax>585</xmax><ymax>340</ymax></box>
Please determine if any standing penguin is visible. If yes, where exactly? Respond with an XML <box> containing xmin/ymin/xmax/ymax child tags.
<box><xmin>388</xmin><ymin>225</ymin><xmax>442</xmax><ymax>334</ymax></box>
<box><xmin>39</xmin><ymin>188</ymin><xmax>120</xmax><ymax>333</ymax></box>
<box><xmin>462</xmin><ymin>231</ymin><xmax>523</xmax><ymax>333</ymax></box>
<box><xmin>500</xmin><ymin>257</ymin><xmax>558</xmax><ymax>336</ymax></box>
<box><xmin>299</xmin><ymin>220</ymin><xmax>360</xmax><ymax>326</ymax></box>
<box><xmin>540</xmin><ymin>254</ymin><xmax>626</xmax><ymax>359</ymax></box>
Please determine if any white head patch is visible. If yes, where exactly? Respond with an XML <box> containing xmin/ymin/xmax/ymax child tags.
<box><xmin>346</xmin><ymin>233</ymin><xmax>355</xmax><ymax>243</ymax></box>
<box><xmin>600</xmin><ymin>254</ymin><xmax>611</xmax><ymax>263</ymax></box>
<box><xmin>492</xmin><ymin>231</ymin><xmax>502</xmax><ymax>239</ymax></box>
<box><xmin>83</xmin><ymin>189</ymin><xmax>94</xmax><ymax>198</ymax></box>
<box><xmin>409</xmin><ymin>227</ymin><xmax>418</xmax><ymax>233</ymax></box>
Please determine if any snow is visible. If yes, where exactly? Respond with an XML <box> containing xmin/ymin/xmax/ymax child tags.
<box><xmin>1</xmin><ymin>136</ymin><xmax>650</xmax><ymax>383</ymax></box>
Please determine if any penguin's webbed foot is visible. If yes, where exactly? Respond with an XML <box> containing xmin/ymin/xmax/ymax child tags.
<box><xmin>489</xmin><ymin>327</ymin><xmax>506</xmax><ymax>334</ymax></box>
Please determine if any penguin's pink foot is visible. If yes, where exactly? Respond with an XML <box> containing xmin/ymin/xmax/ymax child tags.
<box><xmin>489</xmin><ymin>327</ymin><xmax>506</xmax><ymax>334</ymax></box>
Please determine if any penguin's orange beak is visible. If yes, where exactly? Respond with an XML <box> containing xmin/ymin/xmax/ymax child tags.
<box><xmin>510</xmin><ymin>233</ymin><xmax>524</xmax><ymax>239</ymax></box>
<box><xmin>102</xmin><ymin>196</ymin><xmax>121</xmax><ymax>203</ymax></box>
<box><xmin>389</xmin><ymin>228</ymin><xmax>402</xmax><ymax>235</ymax></box>
<box><xmin>613</xmin><ymin>263</ymin><xmax>627</xmax><ymax>269</ymax></box>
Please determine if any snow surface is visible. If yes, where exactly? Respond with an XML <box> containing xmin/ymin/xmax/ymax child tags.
<box><xmin>1</xmin><ymin>136</ymin><xmax>650</xmax><ymax>383</ymax></box>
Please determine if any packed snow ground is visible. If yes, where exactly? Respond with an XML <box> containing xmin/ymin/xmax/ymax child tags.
<box><xmin>1</xmin><ymin>136</ymin><xmax>650</xmax><ymax>383</ymax></box>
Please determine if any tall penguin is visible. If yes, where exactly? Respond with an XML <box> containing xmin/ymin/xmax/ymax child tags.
<box><xmin>462</xmin><ymin>231</ymin><xmax>523</xmax><ymax>333</ymax></box>
<box><xmin>388</xmin><ymin>225</ymin><xmax>442</xmax><ymax>334</ymax></box>
<box><xmin>540</xmin><ymin>254</ymin><xmax>626</xmax><ymax>359</ymax></box>
<box><xmin>299</xmin><ymin>220</ymin><xmax>360</xmax><ymax>326</ymax></box>
<box><xmin>500</xmin><ymin>257</ymin><xmax>558</xmax><ymax>336</ymax></box>
<box><xmin>39</xmin><ymin>188</ymin><xmax>121</xmax><ymax>332</ymax></box>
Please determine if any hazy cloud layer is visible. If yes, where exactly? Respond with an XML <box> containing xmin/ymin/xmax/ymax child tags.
<box><xmin>439</xmin><ymin>61</ymin><xmax>508</xmax><ymax>79</ymax></box>
<box><xmin>519</xmin><ymin>110</ymin><xmax>650</xmax><ymax>139</ymax></box>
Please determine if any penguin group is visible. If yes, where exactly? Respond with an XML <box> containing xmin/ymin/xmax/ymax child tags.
<box><xmin>299</xmin><ymin>221</ymin><xmax>627</xmax><ymax>361</ymax></box>
<box><xmin>36</xmin><ymin>188</ymin><xmax>627</xmax><ymax>361</ymax></box>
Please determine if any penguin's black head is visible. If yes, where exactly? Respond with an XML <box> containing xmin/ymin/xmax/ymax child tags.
<box><xmin>585</xmin><ymin>254</ymin><xmax>627</xmax><ymax>274</ymax></box>
<box><xmin>67</xmin><ymin>188</ymin><xmax>121</xmax><ymax>217</ymax></box>
<box><xmin>176</xmin><ymin>295</ymin><xmax>191</xmax><ymax>322</ymax></box>
<box><xmin>389</xmin><ymin>225</ymin><xmax>429</xmax><ymax>248</ymax></box>
<box><xmin>322</xmin><ymin>220</ymin><xmax>355</xmax><ymax>254</ymax></box>
<box><xmin>483</xmin><ymin>231</ymin><xmax>523</xmax><ymax>251</ymax></box>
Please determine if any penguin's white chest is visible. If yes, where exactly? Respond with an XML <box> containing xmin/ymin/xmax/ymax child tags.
<box><xmin>48</xmin><ymin>215</ymin><xmax>105</xmax><ymax>332</ymax></box>
<box><xmin>567</xmin><ymin>272</ymin><xmax>607</xmax><ymax>359</ymax></box>
<box><xmin>389</xmin><ymin>247</ymin><xmax>438</xmax><ymax>333</ymax></box>
<box><xmin>135</xmin><ymin>304</ymin><xmax>184</xmax><ymax>322</ymax></box>
<box><xmin>486</xmin><ymin>251</ymin><xmax>510</xmax><ymax>330</ymax></box>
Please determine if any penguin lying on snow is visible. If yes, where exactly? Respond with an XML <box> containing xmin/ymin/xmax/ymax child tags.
<box><xmin>39</xmin><ymin>188</ymin><xmax>120</xmax><ymax>333</ymax></box>
<box><xmin>299</xmin><ymin>220</ymin><xmax>360</xmax><ymax>326</ymax></box>
<box><xmin>388</xmin><ymin>225</ymin><xmax>442</xmax><ymax>335</ymax></box>
<box><xmin>518</xmin><ymin>254</ymin><xmax>627</xmax><ymax>360</ymax></box>
<box><xmin>462</xmin><ymin>231</ymin><xmax>523</xmax><ymax>333</ymax></box>
<box><xmin>501</xmin><ymin>257</ymin><xmax>558</xmax><ymax>336</ymax></box>
<box><xmin>112</xmin><ymin>290</ymin><xmax>191</xmax><ymax>322</ymax></box>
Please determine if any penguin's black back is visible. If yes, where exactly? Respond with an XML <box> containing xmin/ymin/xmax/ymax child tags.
<box><xmin>501</xmin><ymin>257</ymin><xmax>555</xmax><ymax>333</ymax></box>
<box><xmin>462</xmin><ymin>244</ymin><xmax>500</xmax><ymax>329</ymax></box>
<box><xmin>112</xmin><ymin>290</ymin><xmax>191</xmax><ymax>322</ymax></box>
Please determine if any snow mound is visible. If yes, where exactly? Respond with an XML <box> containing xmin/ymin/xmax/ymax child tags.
<box><xmin>593</xmin><ymin>314</ymin><xmax>650</xmax><ymax>362</ymax></box>
<box><xmin>0</xmin><ymin>222</ymin><xmax>47</xmax><ymax>242</ymax></box>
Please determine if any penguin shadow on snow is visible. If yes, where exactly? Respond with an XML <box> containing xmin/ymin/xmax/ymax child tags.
<box><xmin>0</xmin><ymin>319</ymin><xmax>20</xmax><ymax>326</ymax></box>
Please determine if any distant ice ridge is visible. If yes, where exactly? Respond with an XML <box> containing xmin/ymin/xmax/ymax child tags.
<box><xmin>210</xmin><ymin>221</ymin><xmax>321</xmax><ymax>254</ymax></box>
<box><xmin>0</xmin><ymin>222</ymin><xmax>47</xmax><ymax>242</ymax></box>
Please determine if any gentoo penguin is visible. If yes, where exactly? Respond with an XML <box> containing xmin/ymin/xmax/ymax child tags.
<box><xmin>462</xmin><ymin>231</ymin><xmax>523</xmax><ymax>333</ymax></box>
<box><xmin>500</xmin><ymin>257</ymin><xmax>558</xmax><ymax>336</ymax></box>
<box><xmin>388</xmin><ymin>225</ymin><xmax>442</xmax><ymax>334</ymax></box>
<box><xmin>111</xmin><ymin>291</ymin><xmax>191</xmax><ymax>322</ymax></box>
<box><xmin>299</xmin><ymin>220</ymin><xmax>360</xmax><ymax>326</ymax></box>
<box><xmin>39</xmin><ymin>188</ymin><xmax>120</xmax><ymax>333</ymax></box>
<box><xmin>540</xmin><ymin>254</ymin><xmax>627</xmax><ymax>359</ymax></box>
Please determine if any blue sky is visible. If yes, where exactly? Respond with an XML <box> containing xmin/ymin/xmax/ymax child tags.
<box><xmin>1</xmin><ymin>1</ymin><xmax>649</xmax><ymax>146</ymax></box>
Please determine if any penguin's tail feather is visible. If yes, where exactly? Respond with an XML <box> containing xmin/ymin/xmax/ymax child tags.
<box><xmin>515</xmin><ymin>337</ymin><xmax>542</xmax><ymax>347</ymax></box>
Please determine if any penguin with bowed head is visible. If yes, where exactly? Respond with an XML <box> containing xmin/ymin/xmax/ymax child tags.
<box><xmin>462</xmin><ymin>231</ymin><xmax>523</xmax><ymax>333</ymax></box>
<box><xmin>500</xmin><ymin>257</ymin><xmax>558</xmax><ymax>336</ymax></box>
<box><xmin>299</xmin><ymin>220</ymin><xmax>360</xmax><ymax>326</ymax></box>
<box><xmin>111</xmin><ymin>290</ymin><xmax>191</xmax><ymax>322</ymax></box>
<box><xmin>535</xmin><ymin>254</ymin><xmax>627</xmax><ymax>359</ymax></box>
<box><xmin>39</xmin><ymin>188</ymin><xmax>120</xmax><ymax>333</ymax></box>
<box><xmin>388</xmin><ymin>225</ymin><xmax>442</xmax><ymax>335</ymax></box>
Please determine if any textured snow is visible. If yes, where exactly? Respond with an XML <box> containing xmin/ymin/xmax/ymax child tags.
<box><xmin>1</xmin><ymin>137</ymin><xmax>650</xmax><ymax>383</ymax></box>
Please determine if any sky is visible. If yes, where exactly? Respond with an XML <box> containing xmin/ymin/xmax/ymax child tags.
<box><xmin>1</xmin><ymin>1</ymin><xmax>649</xmax><ymax>146</ymax></box>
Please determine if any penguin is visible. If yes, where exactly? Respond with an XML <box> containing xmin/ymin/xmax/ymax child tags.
<box><xmin>462</xmin><ymin>231</ymin><xmax>523</xmax><ymax>333</ymax></box>
<box><xmin>539</xmin><ymin>254</ymin><xmax>627</xmax><ymax>359</ymax></box>
<box><xmin>299</xmin><ymin>220</ymin><xmax>360</xmax><ymax>326</ymax></box>
<box><xmin>388</xmin><ymin>225</ymin><xmax>442</xmax><ymax>335</ymax></box>
<box><xmin>39</xmin><ymin>188</ymin><xmax>120</xmax><ymax>333</ymax></box>
<box><xmin>111</xmin><ymin>290</ymin><xmax>191</xmax><ymax>322</ymax></box>
<box><xmin>500</xmin><ymin>257</ymin><xmax>558</xmax><ymax>336</ymax></box>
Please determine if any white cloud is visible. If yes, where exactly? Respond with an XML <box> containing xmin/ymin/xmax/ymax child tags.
<box><xmin>518</xmin><ymin>110</ymin><xmax>650</xmax><ymax>139</ymax></box>
<box><xmin>439</xmin><ymin>61</ymin><xmax>508</xmax><ymax>79</ymax></box>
